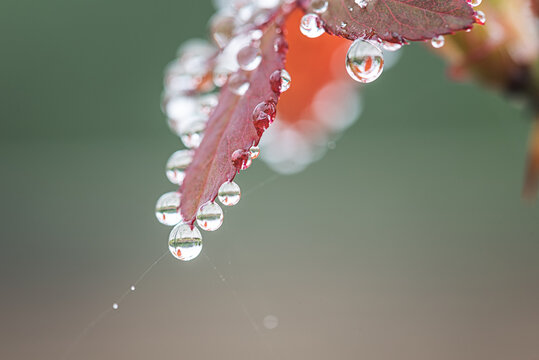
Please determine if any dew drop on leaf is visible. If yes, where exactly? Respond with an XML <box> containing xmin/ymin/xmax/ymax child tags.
<box><xmin>382</xmin><ymin>41</ymin><xmax>402</xmax><ymax>51</ymax></box>
<box><xmin>228</xmin><ymin>72</ymin><xmax>250</xmax><ymax>95</ymax></box>
<box><xmin>474</xmin><ymin>10</ymin><xmax>486</xmax><ymax>25</ymax></box>
<box><xmin>273</xmin><ymin>36</ymin><xmax>288</xmax><ymax>55</ymax></box>
<box><xmin>231</xmin><ymin>149</ymin><xmax>253</xmax><ymax>171</ymax></box>
<box><xmin>196</xmin><ymin>202</ymin><xmax>224</xmax><ymax>231</ymax></box>
<box><xmin>155</xmin><ymin>191</ymin><xmax>182</xmax><ymax>226</ymax></box>
<box><xmin>213</xmin><ymin>66</ymin><xmax>230</xmax><ymax>87</ymax></box>
<box><xmin>237</xmin><ymin>45</ymin><xmax>262</xmax><ymax>71</ymax></box>
<box><xmin>168</xmin><ymin>223</ymin><xmax>203</xmax><ymax>261</ymax></box>
<box><xmin>210</xmin><ymin>14</ymin><xmax>236</xmax><ymax>48</ymax></box>
<box><xmin>198</xmin><ymin>93</ymin><xmax>218</xmax><ymax>116</ymax></box>
<box><xmin>300</xmin><ymin>13</ymin><xmax>325</xmax><ymax>38</ymax></box>
<box><xmin>467</xmin><ymin>0</ymin><xmax>482</xmax><ymax>7</ymax></box>
<box><xmin>166</xmin><ymin>149</ymin><xmax>194</xmax><ymax>185</ymax></box>
<box><xmin>345</xmin><ymin>40</ymin><xmax>384</xmax><ymax>83</ymax></box>
<box><xmin>249</xmin><ymin>145</ymin><xmax>260</xmax><ymax>160</ymax></box>
<box><xmin>355</xmin><ymin>0</ymin><xmax>368</xmax><ymax>9</ymax></box>
<box><xmin>252</xmin><ymin>100</ymin><xmax>277</xmax><ymax>136</ymax></box>
<box><xmin>269</xmin><ymin>69</ymin><xmax>291</xmax><ymax>94</ymax></box>
<box><xmin>431</xmin><ymin>35</ymin><xmax>445</xmax><ymax>48</ymax></box>
<box><xmin>249</xmin><ymin>29</ymin><xmax>263</xmax><ymax>41</ymax></box>
<box><xmin>179</xmin><ymin>118</ymin><xmax>206</xmax><ymax>149</ymax></box>
<box><xmin>311</xmin><ymin>0</ymin><xmax>329</xmax><ymax>14</ymax></box>
<box><xmin>218</xmin><ymin>181</ymin><xmax>241</xmax><ymax>206</ymax></box>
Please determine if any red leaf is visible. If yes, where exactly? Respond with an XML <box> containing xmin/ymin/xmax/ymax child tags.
<box><xmin>300</xmin><ymin>0</ymin><xmax>476</xmax><ymax>43</ymax></box>
<box><xmin>179</xmin><ymin>23</ymin><xmax>288</xmax><ymax>224</ymax></box>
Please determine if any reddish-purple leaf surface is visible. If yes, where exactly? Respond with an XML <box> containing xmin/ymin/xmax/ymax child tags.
<box><xmin>179</xmin><ymin>24</ymin><xmax>288</xmax><ymax>224</ymax></box>
<box><xmin>300</xmin><ymin>0</ymin><xmax>476</xmax><ymax>43</ymax></box>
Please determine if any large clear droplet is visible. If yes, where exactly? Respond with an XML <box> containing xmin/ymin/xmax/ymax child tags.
<box><xmin>166</xmin><ymin>150</ymin><xmax>194</xmax><ymax>185</ymax></box>
<box><xmin>218</xmin><ymin>181</ymin><xmax>241</xmax><ymax>206</ymax></box>
<box><xmin>155</xmin><ymin>191</ymin><xmax>182</xmax><ymax>226</ymax></box>
<box><xmin>179</xmin><ymin>118</ymin><xmax>206</xmax><ymax>149</ymax></box>
<box><xmin>168</xmin><ymin>223</ymin><xmax>203</xmax><ymax>261</ymax></box>
<box><xmin>300</xmin><ymin>14</ymin><xmax>325</xmax><ymax>38</ymax></box>
<box><xmin>231</xmin><ymin>149</ymin><xmax>252</xmax><ymax>170</ymax></box>
<box><xmin>237</xmin><ymin>45</ymin><xmax>262</xmax><ymax>71</ymax></box>
<box><xmin>228</xmin><ymin>72</ymin><xmax>250</xmax><ymax>95</ymax></box>
<box><xmin>345</xmin><ymin>40</ymin><xmax>384</xmax><ymax>83</ymax></box>
<box><xmin>196</xmin><ymin>202</ymin><xmax>224</xmax><ymax>231</ymax></box>
<box><xmin>430</xmin><ymin>35</ymin><xmax>445</xmax><ymax>48</ymax></box>
<box><xmin>311</xmin><ymin>0</ymin><xmax>328</xmax><ymax>14</ymax></box>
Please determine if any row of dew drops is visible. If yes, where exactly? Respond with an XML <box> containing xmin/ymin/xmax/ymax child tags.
<box><xmin>157</xmin><ymin>0</ymin><xmax>294</xmax><ymax>262</ymax></box>
<box><xmin>156</xmin><ymin>0</ymin><xmax>485</xmax><ymax>262</ymax></box>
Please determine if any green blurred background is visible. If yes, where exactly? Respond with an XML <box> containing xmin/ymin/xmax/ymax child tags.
<box><xmin>1</xmin><ymin>1</ymin><xmax>538</xmax><ymax>359</ymax></box>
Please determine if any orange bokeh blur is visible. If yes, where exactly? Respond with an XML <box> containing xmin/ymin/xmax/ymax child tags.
<box><xmin>277</xmin><ymin>9</ymin><xmax>351</xmax><ymax>124</ymax></box>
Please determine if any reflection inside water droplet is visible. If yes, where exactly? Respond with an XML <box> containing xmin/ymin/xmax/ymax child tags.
<box><xmin>218</xmin><ymin>181</ymin><xmax>241</xmax><ymax>206</ymax></box>
<box><xmin>155</xmin><ymin>191</ymin><xmax>182</xmax><ymax>226</ymax></box>
<box><xmin>196</xmin><ymin>202</ymin><xmax>224</xmax><ymax>231</ymax></box>
<box><xmin>345</xmin><ymin>40</ymin><xmax>384</xmax><ymax>83</ymax></box>
<box><xmin>300</xmin><ymin>14</ymin><xmax>325</xmax><ymax>38</ymax></box>
<box><xmin>168</xmin><ymin>223</ymin><xmax>203</xmax><ymax>261</ymax></box>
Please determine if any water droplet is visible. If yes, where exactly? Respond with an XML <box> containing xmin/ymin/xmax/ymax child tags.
<box><xmin>270</xmin><ymin>69</ymin><xmax>291</xmax><ymax>94</ymax></box>
<box><xmin>198</xmin><ymin>93</ymin><xmax>218</xmax><ymax>116</ymax></box>
<box><xmin>252</xmin><ymin>100</ymin><xmax>277</xmax><ymax>136</ymax></box>
<box><xmin>273</xmin><ymin>37</ymin><xmax>288</xmax><ymax>54</ymax></box>
<box><xmin>155</xmin><ymin>191</ymin><xmax>182</xmax><ymax>226</ymax></box>
<box><xmin>263</xmin><ymin>315</ymin><xmax>279</xmax><ymax>329</ymax></box>
<box><xmin>213</xmin><ymin>66</ymin><xmax>230</xmax><ymax>87</ymax></box>
<box><xmin>196</xmin><ymin>202</ymin><xmax>224</xmax><ymax>231</ymax></box>
<box><xmin>231</xmin><ymin>149</ymin><xmax>252</xmax><ymax>171</ymax></box>
<box><xmin>311</xmin><ymin>0</ymin><xmax>328</xmax><ymax>14</ymax></box>
<box><xmin>166</xmin><ymin>150</ymin><xmax>194</xmax><ymax>185</ymax></box>
<box><xmin>345</xmin><ymin>40</ymin><xmax>384</xmax><ymax>83</ymax></box>
<box><xmin>249</xmin><ymin>145</ymin><xmax>260</xmax><ymax>160</ymax></box>
<box><xmin>228</xmin><ymin>72</ymin><xmax>250</xmax><ymax>95</ymax></box>
<box><xmin>474</xmin><ymin>10</ymin><xmax>486</xmax><ymax>25</ymax></box>
<box><xmin>237</xmin><ymin>45</ymin><xmax>262</xmax><ymax>71</ymax></box>
<box><xmin>179</xmin><ymin>119</ymin><xmax>206</xmax><ymax>149</ymax></box>
<box><xmin>249</xmin><ymin>29</ymin><xmax>263</xmax><ymax>41</ymax></box>
<box><xmin>168</xmin><ymin>223</ymin><xmax>203</xmax><ymax>261</ymax></box>
<box><xmin>113</xmin><ymin>303</ymin><xmax>119</xmax><ymax>310</ymax></box>
<box><xmin>382</xmin><ymin>41</ymin><xmax>402</xmax><ymax>51</ymax></box>
<box><xmin>218</xmin><ymin>181</ymin><xmax>241</xmax><ymax>206</ymax></box>
<box><xmin>431</xmin><ymin>35</ymin><xmax>445</xmax><ymax>48</ymax></box>
<box><xmin>163</xmin><ymin>94</ymin><xmax>199</xmax><ymax>123</ymax></box>
<box><xmin>130</xmin><ymin>285</ymin><xmax>136</xmax><ymax>291</ymax></box>
<box><xmin>210</xmin><ymin>14</ymin><xmax>236</xmax><ymax>48</ymax></box>
<box><xmin>300</xmin><ymin>14</ymin><xmax>325</xmax><ymax>38</ymax></box>
<box><xmin>255</xmin><ymin>0</ymin><xmax>280</xmax><ymax>8</ymax></box>
<box><xmin>355</xmin><ymin>0</ymin><xmax>368</xmax><ymax>9</ymax></box>
<box><xmin>467</xmin><ymin>0</ymin><xmax>481</xmax><ymax>7</ymax></box>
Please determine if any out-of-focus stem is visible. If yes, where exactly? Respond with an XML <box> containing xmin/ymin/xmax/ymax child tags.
<box><xmin>522</xmin><ymin>113</ymin><xmax>539</xmax><ymax>200</ymax></box>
